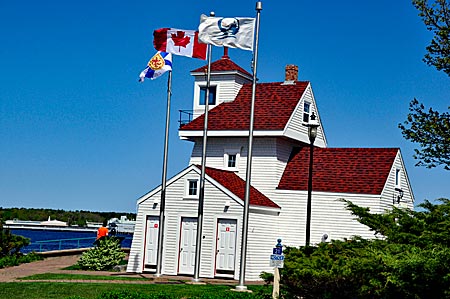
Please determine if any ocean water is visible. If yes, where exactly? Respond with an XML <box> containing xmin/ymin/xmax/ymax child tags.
<box><xmin>11</xmin><ymin>229</ymin><xmax>133</xmax><ymax>253</ymax></box>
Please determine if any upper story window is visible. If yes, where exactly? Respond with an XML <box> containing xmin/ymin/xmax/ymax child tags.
<box><xmin>199</xmin><ymin>86</ymin><xmax>217</xmax><ymax>105</ymax></box>
<box><xmin>395</xmin><ymin>169</ymin><xmax>401</xmax><ymax>188</ymax></box>
<box><xmin>228</xmin><ymin>154</ymin><xmax>237</xmax><ymax>168</ymax></box>
<box><xmin>224</xmin><ymin>148</ymin><xmax>240</xmax><ymax>171</ymax></box>
<box><xmin>303</xmin><ymin>101</ymin><xmax>311</xmax><ymax>123</ymax></box>
<box><xmin>185</xmin><ymin>179</ymin><xmax>198</xmax><ymax>199</ymax></box>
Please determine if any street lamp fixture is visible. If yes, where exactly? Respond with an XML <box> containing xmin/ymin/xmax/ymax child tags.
<box><xmin>304</xmin><ymin>112</ymin><xmax>319</xmax><ymax>247</ymax></box>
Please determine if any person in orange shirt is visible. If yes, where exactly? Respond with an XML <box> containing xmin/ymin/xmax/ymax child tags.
<box><xmin>96</xmin><ymin>221</ymin><xmax>109</xmax><ymax>240</ymax></box>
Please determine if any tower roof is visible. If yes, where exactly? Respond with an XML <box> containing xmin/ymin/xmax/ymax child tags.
<box><xmin>191</xmin><ymin>57</ymin><xmax>252</xmax><ymax>77</ymax></box>
<box><xmin>180</xmin><ymin>81</ymin><xmax>310</xmax><ymax>131</ymax></box>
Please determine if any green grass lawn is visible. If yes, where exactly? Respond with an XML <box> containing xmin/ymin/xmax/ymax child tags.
<box><xmin>19</xmin><ymin>273</ymin><xmax>150</xmax><ymax>281</ymax></box>
<box><xmin>0</xmin><ymin>282</ymin><xmax>270</xmax><ymax>299</ymax></box>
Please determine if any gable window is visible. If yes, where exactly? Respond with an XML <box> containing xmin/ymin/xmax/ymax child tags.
<box><xmin>199</xmin><ymin>86</ymin><xmax>217</xmax><ymax>105</ymax></box>
<box><xmin>224</xmin><ymin>148</ymin><xmax>240</xmax><ymax>171</ymax></box>
<box><xmin>303</xmin><ymin>101</ymin><xmax>311</xmax><ymax>123</ymax></box>
<box><xmin>186</xmin><ymin>179</ymin><xmax>198</xmax><ymax>198</ymax></box>
<box><xmin>395</xmin><ymin>169</ymin><xmax>401</xmax><ymax>188</ymax></box>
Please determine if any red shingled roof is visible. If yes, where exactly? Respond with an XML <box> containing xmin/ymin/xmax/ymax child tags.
<box><xmin>278</xmin><ymin>148</ymin><xmax>398</xmax><ymax>195</ymax></box>
<box><xmin>200</xmin><ymin>165</ymin><xmax>280</xmax><ymax>209</ymax></box>
<box><xmin>181</xmin><ymin>81</ymin><xmax>309</xmax><ymax>131</ymax></box>
<box><xmin>191</xmin><ymin>57</ymin><xmax>252</xmax><ymax>77</ymax></box>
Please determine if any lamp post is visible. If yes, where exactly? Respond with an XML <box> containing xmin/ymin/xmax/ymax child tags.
<box><xmin>304</xmin><ymin>112</ymin><xmax>319</xmax><ymax>247</ymax></box>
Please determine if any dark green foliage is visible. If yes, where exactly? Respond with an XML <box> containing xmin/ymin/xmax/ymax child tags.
<box><xmin>412</xmin><ymin>0</ymin><xmax>450</xmax><ymax>76</ymax></box>
<box><xmin>0</xmin><ymin>223</ymin><xmax>30</xmax><ymax>257</ymax></box>
<box><xmin>399</xmin><ymin>98</ymin><xmax>450</xmax><ymax>170</ymax></box>
<box><xmin>400</xmin><ymin>1</ymin><xmax>450</xmax><ymax>170</ymax></box>
<box><xmin>77</xmin><ymin>237</ymin><xmax>126</xmax><ymax>271</ymax></box>
<box><xmin>0</xmin><ymin>220</ymin><xmax>42</xmax><ymax>268</ymax></box>
<box><xmin>0</xmin><ymin>252</ymin><xmax>42</xmax><ymax>269</ymax></box>
<box><xmin>259</xmin><ymin>271</ymin><xmax>274</xmax><ymax>285</ymax></box>
<box><xmin>280</xmin><ymin>199</ymin><xmax>450</xmax><ymax>299</ymax></box>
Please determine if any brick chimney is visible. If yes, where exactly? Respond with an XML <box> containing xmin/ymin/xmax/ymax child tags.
<box><xmin>285</xmin><ymin>65</ymin><xmax>298</xmax><ymax>82</ymax></box>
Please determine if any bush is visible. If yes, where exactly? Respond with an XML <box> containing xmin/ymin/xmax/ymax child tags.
<box><xmin>0</xmin><ymin>252</ymin><xmax>42</xmax><ymax>269</ymax></box>
<box><xmin>77</xmin><ymin>237</ymin><xmax>126</xmax><ymax>271</ymax></box>
<box><xmin>0</xmin><ymin>220</ymin><xmax>30</xmax><ymax>257</ymax></box>
<box><xmin>280</xmin><ymin>199</ymin><xmax>450</xmax><ymax>299</ymax></box>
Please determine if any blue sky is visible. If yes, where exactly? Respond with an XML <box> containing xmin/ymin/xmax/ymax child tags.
<box><xmin>1</xmin><ymin>1</ymin><xmax>448</xmax><ymax>213</ymax></box>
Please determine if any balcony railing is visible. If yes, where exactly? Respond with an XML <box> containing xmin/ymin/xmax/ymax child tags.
<box><xmin>179</xmin><ymin>110</ymin><xmax>194</xmax><ymax>128</ymax></box>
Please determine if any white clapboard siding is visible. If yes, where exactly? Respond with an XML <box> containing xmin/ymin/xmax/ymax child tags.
<box><xmin>285</xmin><ymin>84</ymin><xmax>327</xmax><ymax>148</ymax></box>
<box><xmin>380</xmin><ymin>151</ymin><xmax>415</xmax><ymax>211</ymax></box>
<box><xmin>245</xmin><ymin>212</ymin><xmax>279</xmax><ymax>280</ymax></box>
<box><xmin>271</xmin><ymin>190</ymin><xmax>382</xmax><ymax>247</ymax></box>
<box><xmin>126</xmin><ymin>193</ymin><xmax>160</xmax><ymax>273</ymax></box>
<box><xmin>189</xmin><ymin>137</ymin><xmax>295</xmax><ymax>198</ymax></box>
<box><xmin>128</xmin><ymin>166</ymin><xmax>247</xmax><ymax>278</ymax></box>
<box><xmin>192</xmin><ymin>75</ymin><xmax>248</xmax><ymax>119</ymax></box>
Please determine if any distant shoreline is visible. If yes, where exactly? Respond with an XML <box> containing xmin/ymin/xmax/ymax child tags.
<box><xmin>6</xmin><ymin>224</ymin><xmax>98</xmax><ymax>233</ymax></box>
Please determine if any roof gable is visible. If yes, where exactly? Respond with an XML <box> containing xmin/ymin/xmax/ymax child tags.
<box><xmin>278</xmin><ymin>148</ymin><xmax>399</xmax><ymax>195</ymax></box>
<box><xmin>180</xmin><ymin>81</ymin><xmax>309</xmax><ymax>131</ymax></box>
<box><xmin>203</xmin><ymin>166</ymin><xmax>280</xmax><ymax>209</ymax></box>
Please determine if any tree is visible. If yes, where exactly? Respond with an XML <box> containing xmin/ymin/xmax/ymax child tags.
<box><xmin>0</xmin><ymin>219</ymin><xmax>30</xmax><ymax>257</ymax></box>
<box><xmin>400</xmin><ymin>1</ymin><xmax>450</xmax><ymax>170</ymax></box>
<box><xmin>399</xmin><ymin>98</ymin><xmax>450</xmax><ymax>170</ymax></box>
<box><xmin>280</xmin><ymin>199</ymin><xmax>450</xmax><ymax>299</ymax></box>
<box><xmin>413</xmin><ymin>0</ymin><xmax>450</xmax><ymax>75</ymax></box>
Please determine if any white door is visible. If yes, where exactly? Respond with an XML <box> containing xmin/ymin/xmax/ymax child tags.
<box><xmin>144</xmin><ymin>216</ymin><xmax>159</xmax><ymax>266</ymax></box>
<box><xmin>215</xmin><ymin>219</ymin><xmax>237</xmax><ymax>273</ymax></box>
<box><xmin>178</xmin><ymin>217</ymin><xmax>197</xmax><ymax>274</ymax></box>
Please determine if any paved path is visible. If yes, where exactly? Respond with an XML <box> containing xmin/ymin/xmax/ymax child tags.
<box><xmin>0</xmin><ymin>255</ymin><xmax>80</xmax><ymax>282</ymax></box>
<box><xmin>0</xmin><ymin>255</ymin><xmax>251</xmax><ymax>285</ymax></box>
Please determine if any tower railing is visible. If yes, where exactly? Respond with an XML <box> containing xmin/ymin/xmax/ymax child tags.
<box><xmin>178</xmin><ymin>110</ymin><xmax>194</xmax><ymax>128</ymax></box>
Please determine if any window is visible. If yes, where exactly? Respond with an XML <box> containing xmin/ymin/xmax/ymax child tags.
<box><xmin>228</xmin><ymin>154</ymin><xmax>237</xmax><ymax>168</ymax></box>
<box><xmin>303</xmin><ymin>101</ymin><xmax>311</xmax><ymax>123</ymax></box>
<box><xmin>395</xmin><ymin>169</ymin><xmax>401</xmax><ymax>188</ymax></box>
<box><xmin>186</xmin><ymin>179</ymin><xmax>198</xmax><ymax>198</ymax></box>
<box><xmin>224</xmin><ymin>148</ymin><xmax>240</xmax><ymax>171</ymax></box>
<box><xmin>199</xmin><ymin>86</ymin><xmax>217</xmax><ymax>105</ymax></box>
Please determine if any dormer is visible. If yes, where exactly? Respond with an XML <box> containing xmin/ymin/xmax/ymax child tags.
<box><xmin>190</xmin><ymin>50</ymin><xmax>253</xmax><ymax>119</ymax></box>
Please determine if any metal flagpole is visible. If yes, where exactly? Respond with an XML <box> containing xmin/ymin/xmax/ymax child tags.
<box><xmin>155</xmin><ymin>70</ymin><xmax>172</xmax><ymax>276</ymax></box>
<box><xmin>236</xmin><ymin>1</ymin><xmax>262</xmax><ymax>291</ymax></box>
<box><xmin>193</xmin><ymin>21</ymin><xmax>214</xmax><ymax>281</ymax></box>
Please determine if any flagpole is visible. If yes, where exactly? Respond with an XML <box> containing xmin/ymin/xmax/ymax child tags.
<box><xmin>155</xmin><ymin>70</ymin><xmax>172</xmax><ymax>277</ymax></box>
<box><xmin>236</xmin><ymin>1</ymin><xmax>262</xmax><ymax>291</ymax></box>
<box><xmin>193</xmin><ymin>18</ymin><xmax>214</xmax><ymax>281</ymax></box>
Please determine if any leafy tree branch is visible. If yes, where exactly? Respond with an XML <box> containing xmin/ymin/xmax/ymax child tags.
<box><xmin>413</xmin><ymin>0</ymin><xmax>450</xmax><ymax>75</ymax></box>
<box><xmin>399</xmin><ymin>98</ymin><xmax>450</xmax><ymax>170</ymax></box>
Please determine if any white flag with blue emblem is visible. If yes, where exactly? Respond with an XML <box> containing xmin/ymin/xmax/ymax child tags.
<box><xmin>139</xmin><ymin>51</ymin><xmax>172</xmax><ymax>82</ymax></box>
<box><xmin>198</xmin><ymin>15</ymin><xmax>255</xmax><ymax>51</ymax></box>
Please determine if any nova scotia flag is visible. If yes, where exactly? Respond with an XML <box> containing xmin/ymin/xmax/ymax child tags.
<box><xmin>139</xmin><ymin>51</ymin><xmax>172</xmax><ymax>82</ymax></box>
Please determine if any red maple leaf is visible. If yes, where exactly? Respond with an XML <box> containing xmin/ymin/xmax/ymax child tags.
<box><xmin>171</xmin><ymin>31</ymin><xmax>191</xmax><ymax>51</ymax></box>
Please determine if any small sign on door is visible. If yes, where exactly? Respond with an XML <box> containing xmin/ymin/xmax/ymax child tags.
<box><xmin>226</xmin><ymin>227</ymin><xmax>230</xmax><ymax>232</ymax></box>
<box><xmin>154</xmin><ymin>224</ymin><xmax>158</xmax><ymax>228</ymax></box>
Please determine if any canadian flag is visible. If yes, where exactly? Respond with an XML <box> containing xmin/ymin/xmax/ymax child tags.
<box><xmin>153</xmin><ymin>28</ymin><xmax>207</xmax><ymax>60</ymax></box>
